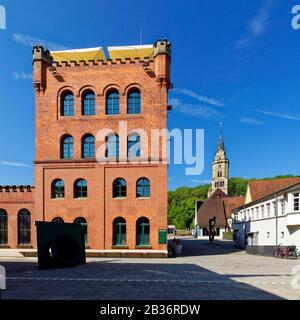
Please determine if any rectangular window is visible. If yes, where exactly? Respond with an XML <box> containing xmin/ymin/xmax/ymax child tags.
<box><xmin>266</xmin><ymin>204</ymin><xmax>270</xmax><ymax>217</ymax></box>
<box><xmin>280</xmin><ymin>200</ymin><xmax>285</xmax><ymax>215</ymax></box>
<box><xmin>293</xmin><ymin>193</ymin><xmax>299</xmax><ymax>211</ymax></box>
<box><xmin>261</xmin><ymin>205</ymin><xmax>264</xmax><ymax>219</ymax></box>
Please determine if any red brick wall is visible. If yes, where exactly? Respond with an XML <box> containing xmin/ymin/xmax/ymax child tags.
<box><xmin>0</xmin><ymin>187</ymin><xmax>35</xmax><ymax>248</ymax></box>
<box><xmin>32</xmin><ymin>41</ymin><xmax>171</xmax><ymax>250</ymax></box>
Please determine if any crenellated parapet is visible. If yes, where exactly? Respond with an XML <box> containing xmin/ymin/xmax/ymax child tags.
<box><xmin>0</xmin><ymin>185</ymin><xmax>34</xmax><ymax>193</ymax></box>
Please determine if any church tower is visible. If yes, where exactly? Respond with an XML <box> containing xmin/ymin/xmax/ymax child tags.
<box><xmin>208</xmin><ymin>125</ymin><xmax>229</xmax><ymax>197</ymax></box>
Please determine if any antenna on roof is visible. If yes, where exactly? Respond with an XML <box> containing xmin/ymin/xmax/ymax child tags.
<box><xmin>140</xmin><ymin>26</ymin><xmax>143</xmax><ymax>45</ymax></box>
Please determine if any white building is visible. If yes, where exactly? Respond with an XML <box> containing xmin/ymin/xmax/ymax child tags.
<box><xmin>232</xmin><ymin>182</ymin><xmax>300</xmax><ymax>256</ymax></box>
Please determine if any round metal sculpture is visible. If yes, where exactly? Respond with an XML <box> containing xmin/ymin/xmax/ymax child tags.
<box><xmin>208</xmin><ymin>216</ymin><xmax>217</xmax><ymax>243</ymax></box>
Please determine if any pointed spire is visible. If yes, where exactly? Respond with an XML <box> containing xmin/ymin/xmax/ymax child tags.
<box><xmin>216</xmin><ymin>122</ymin><xmax>226</xmax><ymax>153</ymax></box>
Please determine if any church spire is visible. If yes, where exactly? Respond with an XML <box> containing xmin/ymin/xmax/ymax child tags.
<box><xmin>216</xmin><ymin>122</ymin><xmax>226</xmax><ymax>154</ymax></box>
<box><xmin>208</xmin><ymin>123</ymin><xmax>229</xmax><ymax>198</ymax></box>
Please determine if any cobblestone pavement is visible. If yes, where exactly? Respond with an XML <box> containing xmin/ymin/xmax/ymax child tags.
<box><xmin>1</xmin><ymin>237</ymin><xmax>300</xmax><ymax>300</ymax></box>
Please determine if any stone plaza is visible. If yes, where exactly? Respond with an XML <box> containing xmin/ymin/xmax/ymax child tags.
<box><xmin>1</xmin><ymin>237</ymin><xmax>299</xmax><ymax>300</ymax></box>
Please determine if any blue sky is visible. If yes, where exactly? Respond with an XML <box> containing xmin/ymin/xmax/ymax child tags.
<box><xmin>0</xmin><ymin>0</ymin><xmax>300</xmax><ymax>190</ymax></box>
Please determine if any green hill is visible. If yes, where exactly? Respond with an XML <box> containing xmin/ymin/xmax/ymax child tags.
<box><xmin>168</xmin><ymin>175</ymin><xmax>298</xmax><ymax>229</ymax></box>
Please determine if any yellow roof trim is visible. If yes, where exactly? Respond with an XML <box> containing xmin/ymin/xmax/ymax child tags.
<box><xmin>51</xmin><ymin>47</ymin><xmax>106</xmax><ymax>63</ymax></box>
<box><xmin>108</xmin><ymin>44</ymin><xmax>153</xmax><ymax>61</ymax></box>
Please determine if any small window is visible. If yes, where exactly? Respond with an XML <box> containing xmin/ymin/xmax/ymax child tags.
<box><xmin>113</xmin><ymin>178</ymin><xmax>126</xmax><ymax>198</ymax></box>
<box><xmin>106</xmin><ymin>134</ymin><xmax>119</xmax><ymax>158</ymax></box>
<box><xmin>127</xmin><ymin>90</ymin><xmax>141</xmax><ymax>114</ymax></box>
<box><xmin>281</xmin><ymin>232</ymin><xmax>284</xmax><ymax>238</ymax></box>
<box><xmin>61</xmin><ymin>135</ymin><xmax>74</xmax><ymax>159</ymax></box>
<box><xmin>61</xmin><ymin>92</ymin><xmax>74</xmax><ymax>116</ymax></box>
<box><xmin>128</xmin><ymin>134</ymin><xmax>141</xmax><ymax>157</ymax></box>
<box><xmin>136</xmin><ymin>217</ymin><xmax>150</xmax><ymax>246</ymax></box>
<box><xmin>293</xmin><ymin>193</ymin><xmax>299</xmax><ymax>211</ymax></box>
<box><xmin>18</xmin><ymin>209</ymin><xmax>31</xmax><ymax>245</ymax></box>
<box><xmin>106</xmin><ymin>91</ymin><xmax>119</xmax><ymax>115</ymax></box>
<box><xmin>82</xmin><ymin>91</ymin><xmax>95</xmax><ymax>115</ymax></box>
<box><xmin>113</xmin><ymin>217</ymin><xmax>127</xmax><ymax>246</ymax></box>
<box><xmin>0</xmin><ymin>209</ymin><xmax>8</xmax><ymax>245</ymax></box>
<box><xmin>136</xmin><ymin>178</ymin><xmax>150</xmax><ymax>198</ymax></box>
<box><xmin>74</xmin><ymin>179</ymin><xmax>87</xmax><ymax>198</ymax></box>
<box><xmin>82</xmin><ymin>135</ymin><xmax>95</xmax><ymax>159</ymax></box>
<box><xmin>52</xmin><ymin>179</ymin><xmax>65</xmax><ymax>198</ymax></box>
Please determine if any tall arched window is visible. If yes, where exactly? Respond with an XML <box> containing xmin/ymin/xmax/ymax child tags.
<box><xmin>52</xmin><ymin>179</ymin><xmax>65</xmax><ymax>198</ymax></box>
<box><xmin>136</xmin><ymin>178</ymin><xmax>150</xmax><ymax>198</ymax></box>
<box><xmin>52</xmin><ymin>217</ymin><xmax>64</xmax><ymax>223</ymax></box>
<box><xmin>61</xmin><ymin>92</ymin><xmax>74</xmax><ymax>116</ymax></box>
<box><xmin>82</xmin><ymin>91</ymin><xmax>95</xmax><ymax>115</ymax></box>
<box><xmin>74</xmin><ymin>217</ymin><xmax>88</xmax><ymax>246</ymax></box>
<box><xmin>61</xmin><ymin>135</ymin><xmax>74</xmax><ymax>159</ymax></box>
<box><xmin>113</xmin><ymin>217</ymin><xmax>127</xmax><ymax>246</ymax></box>
<box><xmin>136</xmin><ymin>217</ymin><xmax>150</xmax><ymax>246</ymax></box>
<box><xmin>82</xmin><ymin>135</ymin><xmax>95</xmax><ymax>158</ymax></box>
<box><xmin>106</xmin><ymin>134</ymin><xmax>119</xmax><ymax>158</ymax></box>
<box><xmin>18</xmin><ymin>209</ymin><xmax>31</xmax><ymax>245</ymax></box>
<box><xmin>128</xmin><ymin>134</ymin><xmax>141</xmax><ymax>157</ymax></box>
<box><xmin>113</xmin><ymin>178</ymin><xmax>127</xmax><ymax>198</ymax></box>
<box><xmin>0</xmin><ymin>209</ymin><xmax>8</xmax><ymax>246</ymax></box>
<box><xmin>127</xmin><ymin>90</ymin><xmax>141</xmax><ymax>114</ymax></box>
<box><xmin>74</xmin><ymin>179</ymin><xmax>87</xmax><ymax>198</ymax></box>
<box><xmin>106</xmin><ymin>90</ymin><xmax>119</xmax><ymax>115</ymax></box>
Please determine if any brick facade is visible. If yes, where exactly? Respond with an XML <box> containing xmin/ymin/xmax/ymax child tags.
<box><xmin>0</xmin><ymin>40</ymin><xmax>171</xmax><ymax>253</ymax></box>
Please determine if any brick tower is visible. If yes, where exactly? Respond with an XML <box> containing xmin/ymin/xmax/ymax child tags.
<box><xmin>32</xmin><ymin>40</ymin><xmax>172</xmax><ymax>255</ymax></box>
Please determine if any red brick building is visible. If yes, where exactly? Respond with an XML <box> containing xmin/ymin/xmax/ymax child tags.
<box><xmin>0</xmin><ymin>40</ymin><xmax>172</xmax><ymax>256</ymax></box>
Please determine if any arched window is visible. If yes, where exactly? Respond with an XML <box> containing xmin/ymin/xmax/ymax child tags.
<box><xmin>113</xmin><ymin>178</ymin><xmax>127</xmax><ymax>198</ymax></box>
<box><xmin>136</xmin><ymin>178</ymin><xmax>150</xmax><ymax>198</ymax></box>
<box><xmin>61</xmin><ymin>135</ymin><xmax>74</xmax><ymax>159</ymax></box>
<box><xmin>128</xmin><ymin>134</ymin><xmax>141</xmax><ymax>157</ymax></box>
<box><xmin>106</xmin><ymin>90</ymin><xmax>119</xmax><ymax>115</ymax></box>
<box><xmin>82</xmin><ymin>135</ymin><xmax>95</xmax><ymax>159</ymax></box>
<box><xmin>18</xmin><ymin>209</ymin><xmax>31</xmax><ymax>245</ymax></box>
<box><xmin>136</xmin><ymin>217</ymin><xmax>150</xmax><ymax>246</ymax></box>
<box><xmin>74</xmin><ymin>217</ymin><xmax>88</xmax><ymax>246</ymax></box>
<box><xmin>82</xmin><ymin>91</ymin><xmax>95</xmax><ymax>115</ymax></box>
<box><xmin>106</xmin><ymin>134</ymin><xmax>119</xmax><ymax>158</ymax></box>
<box><xmin>52</xmin><ymin>179</ymin><xmax>65</xmax><ymax>198</ymax></box>
<box><xmin>113</xmin><ymin>217</ymin><xmax>126</xmax><ymax>246</ymax></box>
<box><xmin>61</xmin><ymin>92</ymin><xmax>74</xmax><ymax>116</ymax></box>
<box><xmin>0</xmin><ymin>209</ymin><xmax>8</xmax><ymax>245</ymax></box>
<box><xmin>127</xmin><ymin>90</ymin><xmax>141</xmax><ymax>114</ymax></box>
<box><xmin>52</xmin><ymin>217</ymin><xmax>64</xmax><ymax>223</ymax></box>
<box><xmin>74</xmin><ymin>179</ymin><xmax>87</xmax><ymax>198</ymax></box>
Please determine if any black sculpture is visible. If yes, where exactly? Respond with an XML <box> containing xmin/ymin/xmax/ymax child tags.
<box><xmin>208</xmin><ymin>216</ymin><xmax>217</xmax><ymax>243</ymax></box>
<box><xmin>36</xmin><ymin>221</ymin><xmax>86</xmax><ymax>270</ymax></box>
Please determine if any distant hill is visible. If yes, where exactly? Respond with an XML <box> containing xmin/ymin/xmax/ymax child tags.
<box><xmin>168</xmin><ymin>175</ymin><xmax>299</xmax><ymax>229</ymax></box>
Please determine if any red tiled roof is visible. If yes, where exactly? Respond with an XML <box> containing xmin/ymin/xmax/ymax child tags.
<box><xmin>249</xmin><ymin>178</ymin><xmax>300</xmax><ymax>201</ymax></box>
<box><xmin>223</xmin><ymin>196</ymin><xmax>245</xmax><ymax>218</ymax></box>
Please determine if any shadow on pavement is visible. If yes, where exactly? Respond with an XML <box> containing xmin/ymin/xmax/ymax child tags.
<box><xmin>0</xmin><ymin>258</ymin><xmax>283</xmax><ymax>300</ymax></box>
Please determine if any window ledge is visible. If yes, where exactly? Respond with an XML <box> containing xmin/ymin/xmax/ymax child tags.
<box><xmin>16</xmin><ymin>245</ymin><xmax>33</xmax><ymax>249</ymax></box>
<box><xmin>111</xmin><ymin>245</ymin><xmax>129</xmax><ymax>249</ymax></box>
<box><xmin>74</xmin><ymin>197</ymin><xmax>88</xmax><ymax>200</ymax></box>
<box><xmin>135</xmin><ymin>245</ymin><xmax>152</xmax><ymax>249</ymax></box>
<box><xmin>137</xmin><ymin>197</ymin><xmax>150</xmax><ymax>200</ymax></box>
<box><xmin>51</xmin><ymin>198</ymin><xmax>65</xmax><ymax>200</ymax></box>
<box><xmin>113</xmin><ymin>197</ymin><xmax>127</xmax><ymax>200</ymax></box>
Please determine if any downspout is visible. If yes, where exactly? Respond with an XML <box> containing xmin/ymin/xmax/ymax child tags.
<box><xmin>274</xmin><ymin>193</ymin><xmax>278</xmax><ymax>249</ymax></box>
